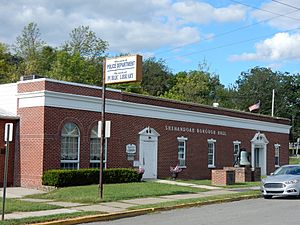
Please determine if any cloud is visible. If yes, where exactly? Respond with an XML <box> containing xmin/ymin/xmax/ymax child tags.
<box><xmin>171</xmin><ymin>2</ymin><xmax>246</xmax><ymax>24</ymax></box>
<box><xmin>229</xmin><ymin>32</ymin><xmax>300</xmax><ymax>61</ymax></box>
<box><xmin>251</xmin><ymin>0</ymin><xmax>300</xmax><ymax>30</ymax></box>
<box><xmin>0</xmin><ymin>0</ymin><xmax>247</xmax><ymax>54</ymax></box>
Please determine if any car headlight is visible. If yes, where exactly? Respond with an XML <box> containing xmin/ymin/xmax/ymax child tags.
<box><xmin>284</xmin><ymin>179</ymin><xmax>300</xmax><ymax>184</ymax></box>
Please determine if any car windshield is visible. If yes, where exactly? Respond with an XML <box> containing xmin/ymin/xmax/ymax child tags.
<box><xmin>273</xmin><ymin>166</ymin><xmax>300</xmax><ymax>175</ymax></box>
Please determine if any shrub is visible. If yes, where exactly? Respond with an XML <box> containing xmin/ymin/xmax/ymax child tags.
<box><xmin>42</xmin><ymin>168</ymin><xmax>141</xmax><ymax>187</ymax></box>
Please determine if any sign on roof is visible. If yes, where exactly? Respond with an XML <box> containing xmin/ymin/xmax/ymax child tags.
<box><xmin>105</xmin><ymin>55</ymin><xmax>142</xmax><ymax>84</ymax></box>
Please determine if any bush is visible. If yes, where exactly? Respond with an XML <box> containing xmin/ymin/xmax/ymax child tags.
<box><xmin>42</xmin><ymin>168</ymin><xmax>141</xmax><ymax>187</ymax></box>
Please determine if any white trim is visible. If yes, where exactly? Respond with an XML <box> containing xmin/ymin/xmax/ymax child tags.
<box><xmin>17</xmin><ymin>90</ymin><xmax>291</xmax><ymax>134</ymax></box>
<box><xmin>207</xmin><ymin>138</ymin><xmax>217</xmax><ymax>143</ymax></box>
<box><xmin>0</xmin><ymin>83</ymin><xmax>18</xmax><ymax>114</ymax></box>
<box><xmin>251</xmin><ymin>132</ymin><xmax>268</xmax><ymax>176</ymax></box>
<box><xmin>17</xmin><ymin>77</ymin><xmax>121</xmax><ymax>93</ymax></box>
<box><xmin>177</xmin><ymin>136</ymin><xmax>187</xmax><ymax>167</ymax></box>
<box><xmin>139</xmin><ymin>127</ymin><xmax>159</xmax><ymax>179</ymax></box>
<box><xmin>208</xmin><ymin>138</ymin><xmax>216</xmax><ymax>168</ymax></box>
<box><xmin>274</xmin><ymin>143</ymin><xmax>281</xmax><ymax>167</ymax></box>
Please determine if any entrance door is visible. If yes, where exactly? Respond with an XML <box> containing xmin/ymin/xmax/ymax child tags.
<box><xmin>141</xmin><ymin>139</ymin><xmax>157</xmax><ymax>179</ymax></box>
<box><xmin>251</xmin><ymin>132</ymin><xmax>269</xmax><ymax>176</ymax></box>
<box><xmin>139</xmin><ymin>127</ymin><xmax>160</xmax><ymax>179</ymax></box>
<box><xmin>254</xmin><ymin>147</ymin><xmax>262</xmax><ymax>168</ymax></box>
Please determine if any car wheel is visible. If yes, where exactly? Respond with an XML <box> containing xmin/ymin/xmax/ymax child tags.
<box><xmin>263</xmin><ymin>195</ymin><xmax>272</xmax><ymax>199</ymax></box>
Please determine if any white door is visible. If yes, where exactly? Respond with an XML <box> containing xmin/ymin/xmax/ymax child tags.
<box><xmin>139</xmin><ymin>127</ymin><xmax>160</xmax><ymax>179</ymax></box>
<box><xmin>141</xmin><ymin>139</ymin><xmax>157</xmax><ymax>179</ymax></box>
<box><xmin>251</xmin><ymin>132</ymin><xmax>269</xmax><ymax>176</ymax></box>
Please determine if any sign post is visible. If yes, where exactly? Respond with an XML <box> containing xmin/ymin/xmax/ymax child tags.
<box><xmin>2</xmin><ymin>123</ymin><xmax>13</xmax><ymax>220</ymax></box>
<box><xmin>99</xmin><ymin>55</ymin><xmax>142</xmax><ymax>199</ymax></box>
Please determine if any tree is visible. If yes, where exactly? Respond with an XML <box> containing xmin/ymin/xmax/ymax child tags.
<box><xmin>163</xmin><ymin>65</ymin><xmax>225</xmax><ymax>106</ymax></box>
<box><xmin>141</xmin><ymin>57</ymin><xmax>174</xmax><ymax>96</ymax></box>
<box><xmin>63</xmin><ymin>25</ymin><xmax>108</xmax><ymax>60</ymax></box>
<box><xmin>49</xmin><ymin>50</ymin><xmax>101</xmax><ymax>85</ymax></box>
<box><xmin>234</xmin><ymin>67</ymin><xmax>300</xmax><ymax>140</ymax></box>
<box><xmin>56</xmin><ymin>25</ymin><xmax>108</xmax><ymax>85</ymax></box>
<box><xmin>234</xmin><ymin>67</ymin><xmax>282</xmax><ymax>114</ymax></box>
<box><xmin>13</xmin><ymin>22</ymin><xmax>45</xmax><ymax>75</ymax></box>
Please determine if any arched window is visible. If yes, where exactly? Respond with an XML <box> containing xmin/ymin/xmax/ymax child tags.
<box><xmin>90</xmin><ymin>124</ymin><xmax>107</xmax><ymax>168</ymax></box>
<box><xmin>61</xmin><ymin>122</ymin><xmax>80</xmax><ymax>169</ymax></box>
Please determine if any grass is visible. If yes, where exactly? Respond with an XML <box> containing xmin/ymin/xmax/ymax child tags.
<box><xmin>175</xmin><ymin>179</ymin><xmax>261</xmax><ymax>188</ymax></box>
<box><xmin>0</xmin><ymin>197</ymin><xmax>61</xmax><ymax>214</ymax></box>
<box><xmin>28</xmin><ymin>182</ymin><xmax>207</xmax><ymax>203</ymax></box>
<box><xmin>2</xmin><ymin>181</ymin><xmax>260</xmax><ymax>224</ymax></box>
<box><xmin>289</xmin><ymin>156</ymin><xmax>300</xmax><ymax>165</ymax></box>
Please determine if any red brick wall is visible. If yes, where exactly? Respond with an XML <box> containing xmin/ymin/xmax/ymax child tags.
<box><xmin>0</xmin><ymin>119</ymin><xmax>17</xmax><ymax>187</ymax></box>
<box><xmin>40</xmin><ymin>106</ymin><xmax>289</xmax><ymax>180</ymax></box>
<box><xmin>16</xmin><ymin>107</ymin><xmax>45</xmax><ymax>187</ymax></box>
<box><xmin>15</xmin><ymin>79</ymin><xmax>290</xmax><ymax>187</ymax></box>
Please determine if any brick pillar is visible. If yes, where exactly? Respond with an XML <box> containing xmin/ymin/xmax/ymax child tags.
<box><xmin>224</xmin><ymin>166</ymin><xmax>252</xmax><ymax>183</ymax></box>
<box><xmin>211</xmin><ymin>169</ymin><xmax>235</xmax><ymax>186</ymax></box>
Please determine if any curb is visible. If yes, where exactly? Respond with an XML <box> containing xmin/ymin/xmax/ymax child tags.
<box><xmin>31</xmin><ymin>194</ymin><xmax>261</xmax><ymax>225</ymax></box>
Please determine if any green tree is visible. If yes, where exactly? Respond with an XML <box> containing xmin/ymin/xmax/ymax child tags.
<box><xmin>49</xmin><ymin>50</ymin><xmax>100</xmax><ymax>85</ymax></box>
<box><xmin>163</xmin><ymin>66</ymin><xmax>225</xmax><ymax>106</ymax></box>
<box><xmin>63</xmin><ymin>25</ymin><xmax>108</xmax><ymax>60</ymax></box>
<box><xmin>234</xmin><ymin>67</ymin><xmax>300</xmax><ymax>140</ymax></box>
<box><xmin>13</xmin><ymin>22</ymin><xmax>46</xmax><ymax>75</ymax></box>
<box><xmin>0</xmin><ymin>42</ymin><xmax>23</xmax><ymax>83</ymax></box>
<box><xmin>141</xmin><ymin>57</ymin><xmax>174</xmax><ymax>96</ymax></box>
<box><xmin>55</xmin><ymin>25</ymin><xmax>108</xmax><ymax>85</ymax></box>
<box><xmin>38</xmin><ymin>46</ymin><xmax>57</xmax><ymax>76</ymax></box>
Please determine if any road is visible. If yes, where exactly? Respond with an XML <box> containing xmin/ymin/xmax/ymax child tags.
<box><xmin>82</xmin><ymin>198</ymin><xmax>300</xmax><ymax>225</ymax></box>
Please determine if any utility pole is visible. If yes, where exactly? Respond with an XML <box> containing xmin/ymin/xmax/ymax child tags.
<box><xmin>99</xmin><ymin>60</ymin><xmax>106</xmax><ymax>199</ymax></box>
<box><xmin>271</xmin><ymin>89</ymin><xmax>275</xmax><ymax>117</ymax></box>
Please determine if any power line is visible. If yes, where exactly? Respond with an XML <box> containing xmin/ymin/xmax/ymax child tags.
<box><xmin>165</xmin><ymin>25</ymin><xmax>300</xmax><ymax>60</ymax></box>
<box><xmin>230</xmin><ymin>0</ymin><xmax>300</xmax><ymax>22</ymax></box>
<box><xmin>272</xmin><ymin>0</ymin><xmax>300</xmax><ymax>11</ymax></box>
<box><xmin>155</xmin><ymin>0</ymin><xmax>300</xmax><ymax>58</ymax></box>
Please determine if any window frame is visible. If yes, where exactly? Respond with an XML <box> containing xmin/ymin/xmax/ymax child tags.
<box><xmin>208</xmin><ymin>138</ymin><xmax>216</xmax><ymax>168</ymax></box>
<box><xmin>177</xmin><ymin>136</ymin><xmax>188</xmax><ymax>168</ymax></box>
<box><xmin>274</xmin><ymin>144</ymin><xmax>280</xmax><ymax>167</ymax></box>
<box><xmin>233</xmin><ymin>140</ymin><xmax>241</xmax><ymax>165</ymax></box>
<box><xmin>60</xmin><ymin>122</ymin><xmax>80</xmax><ymax>170</ymax></box>
<box><xmin>90</xmin><ymin>124</ymin><xmax>107</xmax><ymax>169</ymax></box>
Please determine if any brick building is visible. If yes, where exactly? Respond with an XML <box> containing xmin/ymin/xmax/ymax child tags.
<box><xmin>0</xmin><ymin>77</ymin><xmax>291</xmax><ymax>188</ymax></box>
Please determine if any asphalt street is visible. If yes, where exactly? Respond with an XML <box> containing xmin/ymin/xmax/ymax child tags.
<box><xmin>82</xmin><ymin>198</ymin><xmax>300</xmax><ymax>225</ymax></box>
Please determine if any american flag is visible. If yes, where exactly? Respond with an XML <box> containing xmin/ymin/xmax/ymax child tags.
<box><xmin>248</xmin><ymin>101</ymin><xmax>260</xmax><ymax>112</ymax></box>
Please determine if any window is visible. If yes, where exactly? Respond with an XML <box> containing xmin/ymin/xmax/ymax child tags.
<box><xmin>61</xmin><ymin>123</ymin><xmax>80</xmax><ymax>169</ymax></box>
<box><xmin>90</xmin><ymin>124</ymin><xmax>107</xmax><ymax>168</ymax></box>
<box><xmin>274</xmin><ymin>144</ymin><xmax>280</xmax><ymax>167</ymax></box>
<box><xmin>233</xmin><ymin>141</ymin><xmax>241</xmax><ymax>165</ymax></box>
<box><xmin>177</xmin><ymin>136</ymin><xmax>188</xmax><ymax>167</ymax></box>
<box><xmin>208</xmin><ymin>139</ymin><xmax>216</xmax><ymax>168</ymax></box>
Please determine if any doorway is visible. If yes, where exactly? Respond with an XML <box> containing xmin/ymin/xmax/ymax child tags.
<box><xmin>139</xmin><ymin>127</ymin><xmax>160</xmax><ymax>179</ymax></box>
<box><xmin>251</xmin><ymin>132</ymin><xmax>269</xmax><ymax>176</ymax></box>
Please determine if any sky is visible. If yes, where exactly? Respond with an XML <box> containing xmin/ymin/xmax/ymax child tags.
<box><xmin>0</xmin><ymin>0</ymin><xmax>300</xmax><ymax>87</ymax></box>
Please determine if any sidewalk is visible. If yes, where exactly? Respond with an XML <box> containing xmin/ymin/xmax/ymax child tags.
<box><xmin>0</xmin><ymin>180</ymin><xmax>260</xmax><ymax>222</ymax></box>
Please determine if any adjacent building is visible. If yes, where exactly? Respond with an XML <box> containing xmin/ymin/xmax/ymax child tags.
<box><xmin>0</xmin><ymin>77</ymin><xmax>291</xmax><ymax>188</ymax></box>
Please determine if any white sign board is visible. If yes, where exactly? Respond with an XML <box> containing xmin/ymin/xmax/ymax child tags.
<box><xmin>126</xmin><ymin>144</ymin><xmax>137</xmax><ymax>154</ymax></box>
<box><xmin>97</xmin><ymin>121</ymin><xmax>111</xmax><ymax>138</ymax></box>
<box><xmin>4</xmin><ymin>123</ymin><xmax>13</xmax><ymax>142</ymax></box>
<box><xmin>105</xmin><ymin>55</ymin><xmax>142</xmax><ymax>84</ymax></box>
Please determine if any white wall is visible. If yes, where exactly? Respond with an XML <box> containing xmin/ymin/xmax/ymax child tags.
<box><xmin>0</xmin><ymin>83</ymin><xmax>18</xmax><ymax>115</ymax></box>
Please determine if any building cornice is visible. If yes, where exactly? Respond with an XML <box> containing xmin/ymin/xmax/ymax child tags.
<box><xmin>17</xmin><ymin>90</ymin><xmax>291</xmax><ymax>134</ymax></box>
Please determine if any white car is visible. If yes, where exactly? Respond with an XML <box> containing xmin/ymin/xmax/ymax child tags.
<box><xmin>261</xmin><ymin>165</ymin><xmax>300</xmax><ymax>199</ymax></box>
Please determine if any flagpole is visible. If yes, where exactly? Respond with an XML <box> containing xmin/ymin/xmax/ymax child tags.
<box><xmin>271</xmin><ymin>89</ymin><xmax>275</xmax><ymax>117</ymax></box>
